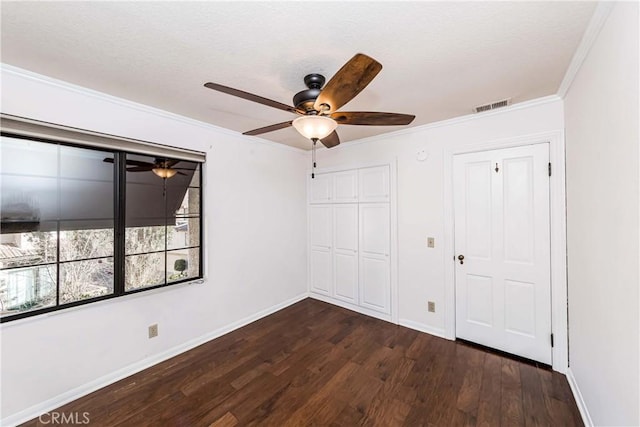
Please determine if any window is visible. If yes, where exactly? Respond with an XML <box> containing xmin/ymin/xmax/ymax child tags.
<box><xmin>0</xmin><ymin>132</ymin><xmax>203</xmax><ymax>322</ymax></box>
<box><xmin>124</xmin><ymin>152</ymin><xmax>201</xmax><ymax>291</ymax></box>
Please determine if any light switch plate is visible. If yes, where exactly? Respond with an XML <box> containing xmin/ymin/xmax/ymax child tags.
<box><xmin>427</xmin><ymin>237</ymin><xmax>435</xmax><ymax>248</ymax></box>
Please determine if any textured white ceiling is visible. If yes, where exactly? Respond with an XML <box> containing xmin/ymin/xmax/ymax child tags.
<box><xmin>1</xmin><ymin>1</ymin><xmax>595</xmax><ymax>150</ymax></box>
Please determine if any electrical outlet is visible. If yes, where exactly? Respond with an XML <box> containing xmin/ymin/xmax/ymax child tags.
<box><xmin>148</xmin><ymin>324</ymin><xmax>158</xmax><ymax>339</ymax></box>
<box><xmin>427</xmin><ymin>237</ymin><xmax>435</xmax><ymax>248</ymax></box>
<box><xmin>428</xmin><ymin>301</ymin><xmax>436</xmax><ymax>313</ymax></box>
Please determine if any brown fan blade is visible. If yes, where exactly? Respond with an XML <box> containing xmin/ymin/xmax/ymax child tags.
<box><xmin>102</xmin><ymin>158</ymin><xmax>157</xmax><ymax>167</ymax></box>
<box><xmin>313</xmin><ymin>54</ymin><xmax>382</xmax><ymax>114</ymax></box>
<box><xmin>243</xmin><ymin>120</ymin><xmax>293</xmax><ymax>136</ymax></box>
<box><xmin>126</xmin><ymin>166</ymin><xmax>154</xmax><ymax>172</ymax></box>
<box><xmin>320</xmin><ymin>130</ymin><xmax>340</xmax><ymax>149</ymax></box>
<box><xmin>330</xmin><ymin>111</ymin><xmax>415</xmax><ymax>126</ymax></box>
<box><xmin>204</xmin><ymin>82</ymin><xmax>298</xmax><ymax>114</ymax></box>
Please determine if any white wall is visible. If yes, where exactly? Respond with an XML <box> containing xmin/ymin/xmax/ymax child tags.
<box><xmin>5</xmin><ymin>12</ymin><xmax>636</xmax><ymax>421</ymax></box>
<box><xmin>314</xmin><ymin>98</ymin><xmax>564</xmax><ymax>337</ymax></box>
<box><xmin>564</xmin><ymin>3</ymin><xmax>639</xmax><ymax>426</ymax></box>
<box><xmin>0</xmin><ymin>66</ymin><xmax>308</xmax><ymax>422</ymax></box>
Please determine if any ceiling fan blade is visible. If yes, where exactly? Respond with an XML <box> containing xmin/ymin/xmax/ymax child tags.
<box><xmin>126</xmin><ymin>166</ymin><xmax>154</xmax><ymax>172</ymax></box>
<box><xmin>127</xmin><ymin>159</ymin><xmax>156</xmax><ymax>167</ymax></box>
<box><xmin>243</xmin><ymin>120</ymin><xmax>293</xmax><ymax>136</ymax></box>
<box><xmin>313</xmin><ymin>54</ymin><xmax>382</xmax><ymax>114</ymax></box>
<box><xmin>320</xmin><ymin>130</ymin><xmax>340</xmax><ymax>149</ymax></box>
<box><xmin>204</xmin><ymin>82</ymin><xmax>299</xmax><ymax>114</ymax></box>
<box><xmin>330</xmin><ymin>111</ymin><xmax>415</xmax><ymax>126</ymax></box>
<box><xmin>103</xmin><ymin>157</ymin><xmax>158</xmax><ymax>168</ymax></box>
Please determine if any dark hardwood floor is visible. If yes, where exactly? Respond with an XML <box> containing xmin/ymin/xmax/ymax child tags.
<box><xmin>21</xmin><ymin>299</ymin><xmax>583</xmax><ymax>426</ymax></box>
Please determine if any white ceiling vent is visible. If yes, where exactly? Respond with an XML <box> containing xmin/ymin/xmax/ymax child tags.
<box><xmin>474</xmin><ymin>98</ymin><xmax>512</xmax><ymax>113</ymax></box>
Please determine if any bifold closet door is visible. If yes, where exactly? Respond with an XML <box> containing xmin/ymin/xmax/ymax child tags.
<box><xmin>333</xmin><ymin>204</ymin><xmax>358</xmax><ymax>303</ymax></box>
<box><xmin>310</xmin><ymin>205</ymin><xmax>332</xmax><ymax>295</ymax></box>
<box><xmin>359</xmin><ymin>203</ymin><xmax>390</xmax><ymax>314</ymax></box>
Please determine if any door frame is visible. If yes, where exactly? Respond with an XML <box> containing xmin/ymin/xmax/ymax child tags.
<box><xmin>443</xmin><ymin>131</ymin><xmax>568</xmax><ymax>373</ymax></box>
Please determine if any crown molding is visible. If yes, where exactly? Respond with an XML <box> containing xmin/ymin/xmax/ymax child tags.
<box><xmin>557</xmin><ymin>2</ymin><xmax>615</xmax><ymax>98</ymax></box>
<box><xmin>0</xmin><ymin>64</ymin><xmax>307</xmax><ymax>155</ymax></box>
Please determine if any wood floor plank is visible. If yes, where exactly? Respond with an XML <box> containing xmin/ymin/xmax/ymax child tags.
<box><xmin>539</xmin><ymin>368</ymin><xmax>584</xmax><ymax>427</ymax></box>
<box><xmin>364</xmin><ymin>398</ymin><xmax>412</xmax><ymax>427</ymax></box>
<box><xmin>428</xmin><ymin>343</ymin><xmax>477</xmax><ymax>425</ymax></box>
<box><xmin>330</xmin><ymin>404</ymin><xmax>366</xmax><ymax>426</ymax></box>
<box><xmin>284</xmin><ymin>361</ymin><xmax>360</xmax><ymax>425</ymax></box>
<box><xmin>476</xmin><ymin>352</ymin><xmax>502</xmax><ymax>427</ymax></box>
<box><xmin>501</xmin><ymin>356</ymin><xmax>526</xmax><ymax>426</ymax></box>
<box><xmin>455</xmin><ymin>345</ymin><xmax>485</xmax><ymax>415</ymax></box>
<box><xmin>521</xmin><ymin>362</ymin><xmax>554</xmax><ymax>426</ymax></box>
<box><xmin>402</xmin><ymin>336</ymin><xmax>456</xmax><ymax>425</ymax></box>
<box><xmin>242</xmin><ymin>355</ymin><xmax>347</xmax><ymax>426</ymax></box>
<box><xmin>18</xmin><ymin>299</ymin><xmax>584</xmax><ymax>427</ymax></box>
<box><xmin>404</xmin><ymin>331</ymin><xmax>435</xmax><ymax>360</ymax></box>
<box><xmin>208</xmin><ymin>411</ymin><xmax>238</xmax><ymax>427</ymax></box>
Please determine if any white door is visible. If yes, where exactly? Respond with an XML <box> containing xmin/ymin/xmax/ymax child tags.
<box><xmin>359</xmin><ymin>203</ymin><xmax>390</xmax><ymax>314</ymax></box>
<box><xmin>310</xmin><ymin>205</ymin><xmax>332</xmax><ymax>295</ymax></box>
<box><xmin>333</xmin><ymin>204</ymin><xmax>358</xmax><ymax>303</ymax></box>
<box><xmin>454</xmin><ymin>143</ymin><xmax>551</xmax><ymax>364</ymax></box>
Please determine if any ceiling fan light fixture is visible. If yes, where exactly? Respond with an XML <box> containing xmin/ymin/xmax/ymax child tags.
<box><xmin>292</xmin><ymin>115</ymin><xmax>337</xmax><ymax>141</ymax></box>
<box><xmin>152</xmin><ymin>167</ymin><xmax>178</xmax><ymax>179</ymax></box>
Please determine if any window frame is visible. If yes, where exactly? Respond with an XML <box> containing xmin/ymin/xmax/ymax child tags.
<box><xmin>0</xmin><ymin>132</ymin><xmax>204</xmax><ymax>323</ymax></box>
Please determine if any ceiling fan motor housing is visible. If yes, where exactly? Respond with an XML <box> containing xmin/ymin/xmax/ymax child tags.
<box><xmin>293</xmin><ymin>74</ymin><xmax>325</xmax><ymax>112</ymax></box>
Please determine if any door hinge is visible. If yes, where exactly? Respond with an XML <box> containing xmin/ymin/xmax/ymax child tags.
<box><xmin>550</xmin><ymin>333</ymin><xmax>554</xmax><ymax>347</ymax></box>
<box><xmin>548</xmin><ymin>162</ymin><xmax>552</xmax><ymax>177</ymax></box>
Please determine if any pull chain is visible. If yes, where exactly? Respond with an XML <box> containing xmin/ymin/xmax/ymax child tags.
<box><xmin>311</xmin><ymin>138</ymin><xmax>317</xmax><ymax>179</ymax></box>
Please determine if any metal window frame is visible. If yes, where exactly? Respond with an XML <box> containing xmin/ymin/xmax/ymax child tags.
<box><xmin>0</xmin><ymin>132</ymin><xmax>204</xmax><ymax>323</ymax></box>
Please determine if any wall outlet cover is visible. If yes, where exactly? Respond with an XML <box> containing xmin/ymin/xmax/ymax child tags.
<box><xmin>148</xmin><ymin>324</ymin><xmax>158</xmax><ymax>338</ymax></box>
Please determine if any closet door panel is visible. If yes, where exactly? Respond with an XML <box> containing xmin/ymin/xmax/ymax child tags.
<box><xmin>359</xmin><ymin>166</ymin><xmax>390</xmax><ymax>202</ymax></box>
<box><xmin>334</xmin><ymin>204</ymin><xmax>358</xmax><ymax>303</ymax></box>
<box><xmin>333</xmin><ymin>170</ymin><xmax>358</xmax><ymax>202</ymax></box>
<box><xmin>359</xmin><ymin>203</ymin><xmax>390</xmax><ymax>313</ymax></box>
<box><xmin>310</xmin><ymin>173</ymin><xmax>332</xmax><ymax>203</ymax></box>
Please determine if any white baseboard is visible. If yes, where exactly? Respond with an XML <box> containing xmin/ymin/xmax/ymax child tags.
<box><xmin>0</xmin><ymin>293</ymin><xmax>308</xmax><ymax>427</ymax></box>
<box><xmin>307</xmin><ymin>293</ymin><xmax>449</xmax><ymax>342</ymax></box>
<box><xmin>399</xmin><ymin>319</ymin><xmax>448</xmax><ymax>340</ymax></box>
<box><xmin>566</xmin><ymin>367</ymin><xmax>593</xmax><ymax>427</ymax></box>
<box><xmin>308</xmin><ymin>293</ymin><xmax>392</xmax><ymax>323</ymax></box>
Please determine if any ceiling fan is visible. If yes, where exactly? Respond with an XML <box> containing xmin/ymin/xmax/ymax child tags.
<box><xmin>103</xmin><ymin>157</ymin><xmax>190</xmax><ymax>179</ymax></box>
<box><xmin>204</xmin><ymin>53</ymin><xmax>415</xmax><ymax>162</ymax></box>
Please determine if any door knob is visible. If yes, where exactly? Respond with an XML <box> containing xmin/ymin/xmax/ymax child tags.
<box><xmin>458</xmin><ymin>254</ymin><xmax>465</xmax><ymax>265</ymax></box>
